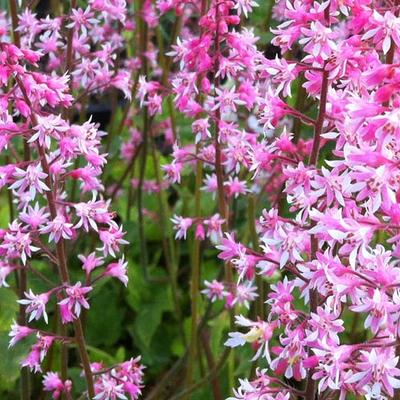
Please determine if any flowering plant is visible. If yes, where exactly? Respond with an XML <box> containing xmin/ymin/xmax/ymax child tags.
<box><xmin>3</xmin><ymin>0</ymin><xmax>400</xmax><ymax>399</ymax></box>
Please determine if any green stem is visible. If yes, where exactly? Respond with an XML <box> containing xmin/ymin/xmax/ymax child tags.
<box><xmin>185</xmin><ymin>149</ymin><xmax>203</xmax><ymax>394</ymax></box>
<box><xmin>170</xmin><ymin>349</ymin><xmax>231</xmax><ymax>400</ymax></box>
<box><xmin>248</xmin><ymin>196</ymin><xmax>264</xmax><ymax>320</ymax></box>
<box><xmin>150</xmin><ymin>136</ymin><xmax>185</xmax><ymax>341</ymax></box>
<box><xmin>200</xmin><ymin>331</ymin><xmax>223</xmax><ymax>400</ymax></box>
<box><xmin>137</xmin><ymin>0</ymin><xmax>150</xmax><ymax>276</ymax></box>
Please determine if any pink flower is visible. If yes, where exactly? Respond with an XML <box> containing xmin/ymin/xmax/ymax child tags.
<box><xmin>170</xmin><ymin>215</ymin><xmax>193</xmax><ymax>240</ymax></box>
<box><xmin>350</xmin><ymin>289</ymin><xmax>398</xmax><ymax>334</ymax></box>
<box><xmin>93</xmin><ymin>376</ymin><xmax>127</xmax><ymax>400</ymax></box>
<box><xmin>347</xmin><ymin>349</ymin><xmax>400</xmax><ymax>397</ymax></box>
<box><xmin>58</xmin><ymin>282</ymin><xmax>92</xmax><ymax>323</ymax></box>
<box><xmin>74</xmin><ymin>197</ymin><xmax>111</xmax><ymax>232</ymax></box>
<box><xmin>300</xmin><ymin>20</ymin><xmax>337</xmax><ymax>60</ymax></box>
<box><xmin>233</xmin><ymin>0</ymin><xmax>259</xmax><ymax>18</ymax></box>
<box><xmin>0</xmin><ymin>222</ymin><xmax>39</xmax><ymax>265</ymax></box>
<box><xmin>305</xmin><ymin>306</ymin><xmax>344</xmax><ymax>345</ymax></box>
<box><xmin>18</xmin><ymin>289</ymin><xmax>51</xmax><ymax>324</ymax></box>
<box><xmin>192</xmin><ymin>118</ymin><xmax>211</xmax><ymax>143</ymax></box>
<box><xmin>270</xmin><ymin>328</ymin><xmax>308</xmax><ymax>381</ymax></box>
<box><xmin>19</xmin><ymin>203</ymin><xmax>50</xmax><ymax>229</ymax></box>
<box><xmin>43</xmin><ymin>372</ymin><xmax>72</xmax><ymax>399</ymax></box>
<box><xmin>104</xmin><ymin>257</ymin><xmax>129</xmax><ymax>286</ymax></box>
<box><xmin>8</xmin><ymin>322</ymin><xmax>34</xmax><ymax>347</ymax></box>
<box><xmin>21</xmin><ymin>334</ymin><xmax>55</xmax><ymax>372</ymax></box>
<box><xmin>231</xmin><ymin>282</ymin><xmax>258</xmax><ymax>308</ymax></box>
<box><xmin>362</xmin><ymin>11</ymin><xmax>400</xmax><ymax>54</ymax></box>
<box><xmin>97</xmin><ymin>223</ymin><xmax>129</xmax><ymax>257</ymax></box>
<box><xmin>0</xmin><ymin>261</ymin><xmax>16</xmax><ymax>287</ymax></box>
<box><xmin>78</xmin><ymin>252</ymin><xmax>104</xmax><ymax>274</ymax></box>
<box><xmin>212</xmin><ymin>87</ymin><xmax>246</xmax><ymax>114</ymax></box>
<box><xmin>224</xmin><ymin>176</ymin><xmax>249</xmax><ymax>198</ymax></box>
<box><xmin>9</xmin><ymin>164</ymin><xmax>50</xmax><ymax>201</ymax></box>
<box><xmin>67</xmin><ymin>6</ymin><xmax>97</xmax><ymax>36</ymax></box>
<box><xmin>162</xmin><ymin>162</ymin><xmax>183</xmax><ymax>184</ymax></box>
<box><xmin>204</xmin><ymin>214</ymin><xmax>225</xmax><ymax>243</ymax></box>
<box><xmin>40</xmin><ymin>215</ymin><xmax>74</xmax><ymax>243</ymax></box>
<box><xmin>225</xmin><ymin>315</ymin><xmax>276</xmax><ymax>362</ymax></box>
<box><xmin>30</xmin><ymin>114</ymin><xmax>68</xmax><ymax>149</ymax></box>
<box><xmin>201</xmin><ymin>280</ymin><xmax>227</xmax><ymax>302</ymax></box>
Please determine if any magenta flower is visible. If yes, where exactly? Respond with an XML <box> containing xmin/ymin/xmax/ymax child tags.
<box><xmin>350</xmin><ymin>289</ymin><xmax>399</xmax><ymax>334</ymax></box>
<box><xmin>18</xmin><ymin>289</ymin><xmax>51</xmax><ymax>324</ymax></box>
<box><xmin>8</xmin><ymin>322</ymin><xmax>34</xmax><ymax>347</ymax></box>
<box><xmin>9</xmin><ymin>164</ymin><xmax>50</xmax><ymax>201</ymax></box>
<box><xmin>0</xmin><ymin>222</ymin><xmax>39</xmax><ymax>265</ymax></box>
<box><xmin>78</xmin><ymin>252</ymin><xmax>104</xmax><ymax>275</ymax></box>
<box><xmin>97</xmin><ymin>223</ymin><xmax>129</xmax><ymax>257</ymax></box>
<box><xmin>347</xmin><ymin>349</ymin><xmax>400</xmax><ymax>397</ymax></box>
<box><xmin>19</xmin><ymin>203</ymin><xmax>50</xmax><ymax>229</ymax></box>
<box><xmin>201</xmin><ymin>280</ymin><xmax>227</xmax><ymax>302</ymax></box>
<box><xmin>58</xmin><ymin>282</ymin><xmax>92</xmax><ymax>324</ymax></box>
<box><xmin>104</xmin><ymin>258</ymin><xmax>129</xmax><ymax>286</ymax></box>
<box><xmin>21</xmin><ymin>334</ymin><xmax>55</xmax><ymax>373</ymax></box>
<box><xmin>171</xmin><ymin>215</ymin><xmax>193</xmax><ymax>240</ymax></box>
<box><xmin>40</xmin><ymin>215</ymin><xmax>74</xmax><ymax>243</ymax></box>
<box><xmin>43</xmin><ymin>372</ymin><xmax>72</xmax><ymax>400</ymax></box>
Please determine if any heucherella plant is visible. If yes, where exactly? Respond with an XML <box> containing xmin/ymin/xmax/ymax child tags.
<box><xmin>0</xmin><ymin>0</ymin><xmax>144</xmax><ymax>399</ymax></box>
<box><xmin>160</xmin><ymin>0</ymin><xmax>400</xmax><ymax>399</ymax></box>
<box><xmin>7</xmin><ymin>0</ymin><xmax>400</xmax><ymax>397</ymax></box>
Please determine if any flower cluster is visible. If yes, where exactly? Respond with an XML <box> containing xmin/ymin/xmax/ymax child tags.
<box><xmin>0</xmin><ymin>1</ymin><xmax>143</xmax><ymax>398</ymax></box>
<box><xmin>6</xmin><ymin>0</ymin><xmax>400</xmax><ymax>397</ymax></box>
<box><xmin>161</xmin><ymin>0</ymin><xmax>400</xmax><ymax>398</ymax></box>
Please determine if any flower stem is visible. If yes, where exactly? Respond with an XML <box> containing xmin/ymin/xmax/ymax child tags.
<box><xmin>185</xmin><ymin>147</ymin><xmax>203</xmax><ymax>395</ymax></box>
<box><xmin>9</xmin><ymin>2</ymin><xmax>32</xmax><ymax>397</ymax></box>
<box><xmin>16</xmin><ymin>77</ymin><xmax>95</xmax><ymax>399</ymax></box>
<box><xmin>304</xmin><ymin>6</ymin><xmax>330</xmax><ymax>400</ymax></box>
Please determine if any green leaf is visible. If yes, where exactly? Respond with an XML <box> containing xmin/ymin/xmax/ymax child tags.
<box><xmin>85</xmin><ymin>345</ymin><xmax>116</xmax><ymax>365</ymax></box>
<box><xmin>133</xmin><ymin>285</ymin><xmax>173</xmax><ymax>349</ymax></box>
<box><xmin>0</xmin><ymin>288</ymin><xmax>18</xmax><ymax>331</ymax></box>
<box><xmin>0</xmin><ymin>332</ymin><xmax>34</xmax><ymax>390</ymax></box>
<box><xmin>115</xmin><ymin>346</ymin><xmax>126</xmax><ymax>363</ymax></box>
<box><xmin>86</xmin><ymin>286</ymin><xmax>125</xmax><ymax>347</ymax></box>
<box><xmin>210</xmin><ymin>311</ymin><xmax>230</xmax><ymax>356</ymax></box>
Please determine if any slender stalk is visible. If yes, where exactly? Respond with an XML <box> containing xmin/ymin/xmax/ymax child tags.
<box><xmin>200</xmin><ymin>331</ymin><xmax>223</xmax><ymax>400</ymax></box>
<box><xmin>16</xmin><ymin>78</ymin><xmax>95</xmax><ymax>398</ymax></box>
<box><xmin>304</xmin><ymin>6</ymin><xmax>330</xmax><ymax>400</ymax></box>
<box><xmin>65</xmin><ymin>0</ymin><xmax>77</xmax><ymax>77</ymax></box>
<box><xmin>170</xmin><ymin>348</ymin><xmax>231</xmax><ymax>400</ymax></box>
<box><xmin>150</xmin><ymin>136</ymin><xmax>185</xmax><ymax>341</ymax></box>
<box><xmin>293</xmin><ymin>74</ymin><xmax>306</xmax><ymax>144</ymax></box>
<box><xmin>248</xmin><ymin>196</ymin><xmax>264</xmax><ymax>320</ymax></box>
<box><xmin>211</xmin><ymin>1</ymin><xmax>237</xmax><ymax>393</ymax></box>
<box><xmin>155</xmin><ymin>25</ymin><xmax>178</xmax><ymax>140</ymax></box>
<box><xmin>145</xmin><ymin>297</ymin><xmax>221</xmax><ymax>399</ymax></box>
<box><xmin>63</xmin><ymin>0</ymin><xmax>77</xmax><ymax>122</ymax></box>
<box><xmin>125</xmin><ymin>165</ymin><xmax>135</xmax><ymax>222</ymax></box>
<box><xmin>18</xmin><ymin>268</ymin><xmax>30</xmax><ymax>400</ymax></box>
<box><xmin>8</xmin><ymin>0</ymin><xmax>20</xmax><ymax>48</ymax></box>
<box><xmin>213</xmin><ymin>0</ymin><xmax>231</xmax><ymax>278</ymax></box>
<box><xmin>185</xmin><ymin>148</ymin><xmax>203</xmax><ymax>395</ymax></box>
<box><xmin>386</xmin><ymin>6</ymin><xmax>400</xmax><ymax>399</ymax></box>
<box><xmin>110</xmin><ymin>144</ymin><xmax>142</xmax><ymax>201</ymax></box>
<box><xmin>9</xmin><ymin>2</ymin><xmax>31</xmax><ymax>398</ymax></box>
<box><xmin>137</xmin><ymin>0</ymin><xmax>151</xmax><ymax>276</ymax></box>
